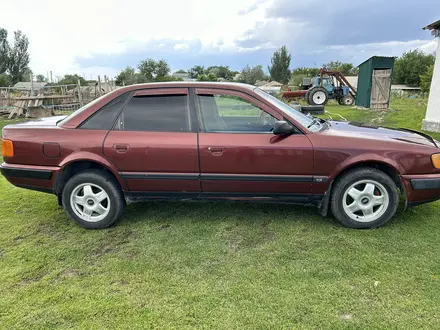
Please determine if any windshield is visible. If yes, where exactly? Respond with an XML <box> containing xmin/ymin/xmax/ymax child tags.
<box><xmin>56</xmin><ymin>93</ymin><xmax>111</xmax><ymax>126</ymax></box>
<box><xmin>254</xmin><ymin>88</ymin><xmax>322</xmax><ymax>132</ymax></box>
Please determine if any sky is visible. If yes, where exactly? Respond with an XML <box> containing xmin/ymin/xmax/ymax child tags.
<box><xmin>1</xmin><ymin>0</ymin><xmax>438</xmax><ymax>80</ymax></box>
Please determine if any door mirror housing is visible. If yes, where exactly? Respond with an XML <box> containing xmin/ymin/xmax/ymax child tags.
<box><xmin>273</xmin><ymin>121</ymin><xmax>296</xmax><ymax>135</ymax></box>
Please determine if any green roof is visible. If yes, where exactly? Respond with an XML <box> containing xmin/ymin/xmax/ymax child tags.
<box><xmin>423</xmin><ymin>19</ymin><xmax>440</xmax><ymax>30</ymax></box>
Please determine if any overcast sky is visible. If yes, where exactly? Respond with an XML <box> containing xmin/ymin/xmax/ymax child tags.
<box><xmin>1</xmin><ymin>0</ymin><xmax>438</xmax><ymax>80</ymax></box>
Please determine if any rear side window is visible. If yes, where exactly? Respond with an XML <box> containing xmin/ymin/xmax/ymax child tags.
<box><xmin>80</xmin><ymin>92</ymin><xmax>130</xmax><ymax>130</ymax></box>
<box><xmin>114</xmin><ymin>94</ymin><xmax>189</xmax><ymax>132</ymax></box>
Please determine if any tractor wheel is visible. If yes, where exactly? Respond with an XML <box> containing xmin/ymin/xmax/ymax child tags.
<box><xmin>308</xmin><ymin>87</ymin><xmax>329</xmax><ymax>106</ymax></box>
<box><xmin>339</xmin><ymin>95</ymin><xmax>355</xmax><ymax>106</ymax></box>
<box><xmin>305</xmin><ymin>90</ymin><xmax>310</xmax><ymax>104</ymax></box>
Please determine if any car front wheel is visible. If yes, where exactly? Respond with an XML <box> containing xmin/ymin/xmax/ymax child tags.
<box><xmin>62</xmin><ymin>170</ymin><xmax>125</xmax><ymax>229</ymax></box>
<box><xmin>330</xmin><ymin>168</ymin><xmax>399</xmax><ymax>229</ymax></box>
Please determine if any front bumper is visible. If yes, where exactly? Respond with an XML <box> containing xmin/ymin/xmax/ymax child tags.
<box><xmin>402</xmin><ymin>174</ymin><xmax>440</xmax><ymax>206</ymax></box>
<box><xmin>0</xmin><ymin>163</ymin><xmax>59</xmax><ymax>194</ymax></box>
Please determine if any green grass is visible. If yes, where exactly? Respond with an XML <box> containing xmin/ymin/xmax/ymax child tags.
<box><xmin>1</xmin><ymin>99</ymin><xmax>440</xmax><ymax>328</ymax></box>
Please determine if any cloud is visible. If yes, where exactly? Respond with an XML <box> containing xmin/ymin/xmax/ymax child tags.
<box><xmin>264</xmin><ymin>0</ymin><xmax>438</xmax><ymax>45</ymax></box>
<box><xmin>0</xmin><ymin>0</ymin><xmax>436</xmax><ymax>78</ymax></box>
<box><xmin>238</xmin><ymin>0</ymin><xmax>270</xmax><ymax>15</ymax></box>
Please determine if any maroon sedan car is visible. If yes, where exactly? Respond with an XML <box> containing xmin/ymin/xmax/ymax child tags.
<box><xmin>2</xmin><ymin>82</ymin><xmax>440</xmax><ymax>229</ymax></box>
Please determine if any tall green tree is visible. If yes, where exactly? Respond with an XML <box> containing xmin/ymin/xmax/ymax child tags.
<box><xmin>206</xmin><ymin>65</ymin><xmax>234</xmax><ymax>79</ymax></box>
<box><xmin>8</xmin><ymin>31</ymin><xmax>30</xmax><ymax>84</ymax></box>
<box><xmin>197</xmin><ymin>73</ymin><xmax>217</xmax><ymax>81</ymax></box>
<box><xmin>115</xmin><ymin>66</ymin><xmax>140</xmax><ymax>85</ymax></box>
<box><xmin>138</xmin><ymin>58</ymin><xmax>171</xmax><ymax>82</ymax></box>
<box><xmin>188</xmin><ymin>65</ymin><xmax>205</xmax><ymax>79</ymax></box>
<box><xmin>268</xmin><ymin>46</ymin><xmax>291</xmax><ymax>84</ymax></box>
<box><xmin>394</xmin><ymin>50</ymin><xmax>435</xmax><ymax>87</ymax></box>
<box><xmin>323</xmin><ymin>61</ymin><xmax>358</xmax><ymax>75</ymax></box>
<box><xmin>0</xmin><ymin>28</ymin><xmax>8</xmax><ymax>74</ymax></box>
<box><xmin>420</xmin><ymin>64</ymin><xmax>434</xmax><ymax>93</ymax></box>
<box><xmin>35</xmin><ymin>74</ymin><xmax>47</xmax><ymax>83</ymax></box>
<box><xmin>0</xmin><ymin>73</ymin><xmax>11</xmax><ymax>87</ymax></box>
<box><xmin>155</xmin><ymin>59</ymin><xmax>170</xmax><ymax>79</ymax></box>
<box><xmin>239</xmin><ymin>65</ymin><xmax>267</xmax><ymax>85</ymax></box>
<box><xmin>138</xmin><ymin>58</ymin><xmax>157</xmax><ymax>81</ymax></box>
<box><xmin>58</xmin><ymin>74</ymin><xmax>87</xmax><ymax>86</ymax></box>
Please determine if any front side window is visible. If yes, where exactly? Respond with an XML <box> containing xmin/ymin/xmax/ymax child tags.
<box><xmin>114</xmin><ymin>94</ymin><xmax>189</xmax><ymax>132</ymax></box>
<box><xmin>198</xmin><ymin>94</ymin><xmax>277</xmax><ymax>133</ymax></box>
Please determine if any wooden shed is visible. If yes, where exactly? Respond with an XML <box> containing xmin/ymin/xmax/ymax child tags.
<box><xmin>356</xmin><ymin>56</ymin><xmax>395</xmax><ymax>109</ymax></box>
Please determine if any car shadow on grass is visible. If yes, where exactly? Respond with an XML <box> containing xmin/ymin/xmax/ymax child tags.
<box><xmin>122</xmin><ymin>201</ymin><xmax>331</xmax><ymax>227</ymax></box>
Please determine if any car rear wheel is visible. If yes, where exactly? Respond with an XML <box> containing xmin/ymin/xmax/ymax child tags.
<box><xmin>330</xmin><ymin>168</ymin><xmax>399</xmax><ymax>229</ymax></box>
<box><xmin>62</xmin><ymin>170</ymin><xmax>125</xmax><ymax>229</ymax></box>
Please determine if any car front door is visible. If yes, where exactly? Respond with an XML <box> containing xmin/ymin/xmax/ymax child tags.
<box><xmin>103</xmin><ymin>88</ymin><xmax>200</xmax><ymax>195</ymax></box>
<box><xmin>195</xmin><ymin>88</ymin><xmax>314</xmax><ymax>201</ymax></box>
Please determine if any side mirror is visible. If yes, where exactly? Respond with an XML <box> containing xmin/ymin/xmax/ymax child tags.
<box><xmin>273</xmin><ymin>121</ymin><xmax>295</xmax><ymax>135</ymax></box>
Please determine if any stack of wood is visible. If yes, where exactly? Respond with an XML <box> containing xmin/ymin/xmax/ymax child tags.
<box><xmin>0</xmin><ymin>94</ymin><xmax>76</xmax><ymax>119</ymax></box>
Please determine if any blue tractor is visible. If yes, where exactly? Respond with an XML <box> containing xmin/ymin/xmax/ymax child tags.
<box><xmin>306</xmin><ymin>70</ymin><xmax>356</xmax><ymax>106</ymax></box>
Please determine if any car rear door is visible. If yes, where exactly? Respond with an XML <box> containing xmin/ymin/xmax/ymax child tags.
<box><xmin>195</xmin><ymin>88</ymin><xmax>314</xmax><ymax>201</ymax></box>
<box><xmin>103</xmin><ymin>88</ymin><xmax>200</xmax><ymax>195</ymax></box>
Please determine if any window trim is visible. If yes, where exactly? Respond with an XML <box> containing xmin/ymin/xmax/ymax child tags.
<box><xmin>134</xmin><ymin>88</ymin><xmax>188</xmax><ymax>97</ymax></box>
<box><xmin>194</xmin><ymin>88</ymin><xmax>284</xmax><ymax>134</ymax></box>
<box><xmin>112</xmin><ymin>91</ymin><xmax>192</xmax><ymax>133</ymax></box>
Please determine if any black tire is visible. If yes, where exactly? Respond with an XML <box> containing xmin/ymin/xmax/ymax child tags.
<box><xmin>62</xmin><ymin>169</ymin><xmax>125</xmax><ymax>229</ymax></box>
<box><xmin>305</xmin><ymin>90</ymin><xmax>310</xmax><ymax>104</ymax></box>
<box><xmin>308</xmin><ymin>87</ymin><xmax>328</xmax><ymax>106</ymax></box>
<box><xmin>330</xmin><ymin>168</ymin><xmax>399</xmax><ymax>229</ymax></box>
<box><xmin>340</xmin><ymin>95</ymin><xmax>354</xmax><ymax>106</ymax></box>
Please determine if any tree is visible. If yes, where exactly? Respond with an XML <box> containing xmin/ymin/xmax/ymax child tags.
<box><xmin>0</xmin><ymin>73</ymin><xmax>11</xmax><ymax>87</ymax></box>
<box><xmin>0</xmin><ymin>28</ymin><xmax>8</xmax><ymax>74</ymax></box>
<box><xmin>394</xmin><ymin>50</ymin><xmax>435</xmax><ymax>87</ymax></box>
<box><xmin>322</xmin><ymin>61</ymin><xmax>358</xmax><ymax>75</ymax></box>
<box><xmin>420</xmin><ymin>64</ymin><xmax>434</xmax><ymax>93</ymax></box>
<box><xmin>197</xmin><ymin>73</ymin><xmax>217</xmax><ymax>81</ymax></box>
<box><xmin>138</xmin><ymin>58</ymin><xmax>157</xmax><ymax>81</ymax></box>
<box><xmin>7</xmin><ymin>31</ymin><xmax>30</xmax><ymax>84</ymax></box>
<box><xmin>155</xmin><ymin>59</ymin><xmax>170</xmax><ymax>79</ymax></box>
<box><xmin>35</xmin><ymin>74</ymin><xmax>47</xmax><ymax>83</ymax></box>
<box><xmin>115</xmin><ymin>66</ymin><xmax>140</xmax><ymax>86</ymax></box>
<box><xmin>239</xmin><ymin>65</ymin><xmax>267</xmax><ymax>85</ymax></box>
<box><xmin>188</xmin><ymin>65</ymin><xmax>205</xmax><ymax>79</ymax></box>
<box><xmin>268</xmin><ymin>46</ymin><xmax>291</xmax><ymax>84</ymax></box>
<box><xmin>206</xmin><ymin>65</ymin><xmax>233</xmax><ymax>79</ymax></box>
<box><xmin>175</xmin><ymin>69</ymin><xmax>187</xmax><ymax>73</ymax></box>
<box><xmin>58</xmin><ymin>74</ymin><xmax>87</xmax><ymax>86</ymax></box>
<box><xmin>290</xmin><ymin>67</ymin><xmax>320</xmax><ymax>87</ymax></box>
<box><xmin>138</xmin><ymin>58</ymin><xmax>171</xmax><ymax>82</ymax></box>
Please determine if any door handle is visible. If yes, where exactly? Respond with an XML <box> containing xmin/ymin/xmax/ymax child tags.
<box><xmin>113</xmin><ymin>144</ymin><xmax>129</xmax><ymax>154</ymax></box>
<box><xmin>208</xmin><ymin>147</ymin><xmax>224</xmax><ymax>156</ymax></box>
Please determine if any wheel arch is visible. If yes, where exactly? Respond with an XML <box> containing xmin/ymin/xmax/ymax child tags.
<box><xmin>319</xmin><ymin>160</ymin><xmax>406</xmax><ymax>217</ymax></box>
<box><xmin>55</xmin><ymin>155</ymin><xmax>127</xmax><ymax>200</ymax></box>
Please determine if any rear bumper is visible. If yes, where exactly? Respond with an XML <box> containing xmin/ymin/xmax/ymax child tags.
<box><xmin>0</xmin><ymin>163</ymin><xmax>59</xmax><ymax>194</ymax></box>
<box><xmin>402</xmin><ymin>174</ymin><xmax>440</xmax><ymax>206</ymax></box>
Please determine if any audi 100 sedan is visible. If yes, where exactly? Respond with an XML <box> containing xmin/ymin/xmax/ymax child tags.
<box><xmin>2</xmin><ymin>82</ymin><xmax>440</xmax><ymax>229</ymax></box>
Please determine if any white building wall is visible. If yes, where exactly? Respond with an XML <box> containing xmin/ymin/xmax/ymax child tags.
<box><xmin>422</xmin><ymin>37</ymin><xmax>440</xmax><ymax>131</ymax></box>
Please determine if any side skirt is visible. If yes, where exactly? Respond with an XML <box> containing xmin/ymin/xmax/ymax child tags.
<box><xmin>124</xmin><ymin>191</ymin><xmax>324</xmax><ymax>206</ymax></box>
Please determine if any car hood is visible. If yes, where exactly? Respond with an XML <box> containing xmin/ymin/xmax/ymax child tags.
<box><xmin>7</xmin><ymin>115</ymin><xmax>67</xmax><ymax>127</ymax></box>
<box><xmin>326</xmin><ymin>121</ymin><xmax>438</xmax><ymax>148</ymax></box>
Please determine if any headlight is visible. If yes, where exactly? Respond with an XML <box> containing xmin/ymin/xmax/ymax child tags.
<box><xmin>432</xmin><ymin>153</ymin><xmax>440</xmax><ymax>169</ymax></box>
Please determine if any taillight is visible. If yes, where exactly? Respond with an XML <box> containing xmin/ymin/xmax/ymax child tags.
<box><xmin>1</xmin><ymin>139</ymin><xmax>14</xmax><ymax>157</ymax></box>
<box><xmin>432</xmin><ymin>153</ymin><xmax>440</xmax><ymax>169</ymax></box>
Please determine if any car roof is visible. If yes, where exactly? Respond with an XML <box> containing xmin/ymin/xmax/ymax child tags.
<box><xmin>115</xmin><ymin>81</ymin><xmax>257</xmax><ymax>93</ymax></box>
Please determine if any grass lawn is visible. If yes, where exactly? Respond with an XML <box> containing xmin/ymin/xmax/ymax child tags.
<box><xmin>1</xmin><ymin>98</ymin><xmax>440</xmax><ymax>329</ymax></box>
